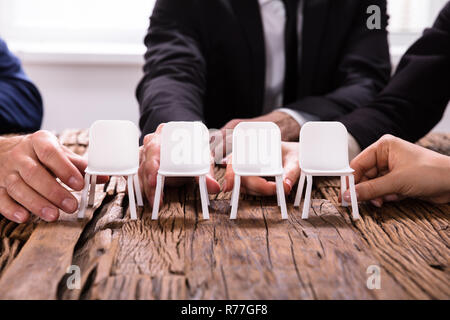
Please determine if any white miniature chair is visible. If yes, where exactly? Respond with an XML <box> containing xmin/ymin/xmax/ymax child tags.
<box><xmin>230</xmin><ymin>122</ymin><xmax>288</xmax><ymax>220</ymax></box>
<box><xmin>294</xmin><ymin>121</ymin><xmax>359</xmax><ymax>220</ymax></box>
<box><xmin>152</xmin><ymin>121</ymin><xmax>211</xmax><ymax>220</ymax></box>
<box><xmin>78</xmin><ymin>120</ymin><xmax>143</xmax><ymax>220</ymax></box>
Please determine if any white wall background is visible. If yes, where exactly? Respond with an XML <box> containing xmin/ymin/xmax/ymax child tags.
<box><xmin>23</xmin><ymin>61</ymin><xmax>142</xmax><ymax>132</ymax></box>
<box><xmin>23</xmin><ymin>50</ymin><xmax>450</xmax><ymax>134</ymax></box>
<box><xmin>2</xmin><ymin>0</ymin><xmax>449</xmax><ymax>133</ymax></box>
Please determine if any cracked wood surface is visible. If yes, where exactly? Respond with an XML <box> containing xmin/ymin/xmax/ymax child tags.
<box><xmin>0</xmin><ymin>130</ymin><xmax>449</xmax><ymax>300</ymax></box>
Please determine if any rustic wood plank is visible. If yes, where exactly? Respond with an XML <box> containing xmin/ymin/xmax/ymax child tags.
<box><xmin>317</xmin><ymin>184</ymin><xmax>450</xmax><ymax>299</ymax></box>
<box><xmin>0</xmin><ymin>185</ymin><xmax>107</xmax><ymax>300</ymax></box>
<box><xmin>0</xmin><ymin>131</ymin><xmax>448</xmax><ymax>300</ymax></box>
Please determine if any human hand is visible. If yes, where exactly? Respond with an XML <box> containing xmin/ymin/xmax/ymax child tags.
<box><xmin>212</xmin><ymin>111</ymin><xmax>300</xmax><ymax>164</ymax></box>
<box><xmin>0</xmin><ymin>130</ymin><xmax>107</xmax><ymax>223</ymax></box>
<box><xmin>222</xmin><ymin>141</ymin><xmax>300</xmax><ymax>195</ymax></box>
<box><xmin>343</xmin><ymin>135</ymin><xmax>450</xmax><ymax>206</ymax></box>
<box><xmin>139</xmin><ymin>123</ymin><xmax>221</xmax><ymax>207</ymax></box>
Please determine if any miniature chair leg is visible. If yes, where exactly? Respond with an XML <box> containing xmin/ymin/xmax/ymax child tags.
<box><xmin>199</xmin><ymin>175</ymin><xmax>210</xmax><ymax>220</ymax></box>
<box><xmin>302</xmin><ymin>175</ymin><xmax>313</xmax><ymax>219</ymax></box>
<box><xmin>277</xmin><ymin>185</ymin><xmax>280</xmax><ymax>206</ymax></box>
<box><xmin>78</xmin><ymin>173</ymin><xmax>91</xmax><ymax>219</ymax></box>
<box><xmin>152</xmin><ymin>174</ymin><xmax>164</xmax><ymax>220</ymax></box>
<box><xmin>230</xmin><ymin>175</ymin><xmax>241</xmax><ymax>219</ymax></box>
<box><xmin>341</xmin><ymin>176</ymin><xmax>348</xmax><ymax>207</ymax></box>
<box><xmin>88</xmin><ymin>175</ymin><xmax>97</xmax><ymax>206</ymax></box>
<box><xmin>127</xmin><ymin>175</ymin><xmax>137</xmax><ymax>220</ymax></box>
<box><xmin>133</xmin><ymin>174</ymin><xmax>143</xmax><ymax>207</ymax></box>
<box><xmin>275</xmin><ymin>175</ymin><xmax>288</xmax><ymax>220</ymax></box>
<box><xmin>348</xmin><ymin>175</ymin><xmax>360</xmax><ymax>220</ymax></box>
<box><xmin>294</xmin><ymin>173</ymin><xmax>305</xmax><ymax>207</ymax></box>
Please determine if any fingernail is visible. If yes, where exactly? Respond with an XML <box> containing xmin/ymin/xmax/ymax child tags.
<box><xmin>344</xmin><ymin>193</ymin><xmax>351</xmax><ymax>202</ymax></box>
<box><xmin>285</xmin><ymin>179</ymin><xmax>293</xmax><ymax>191</ymax></box>
<box><xmin>68</xmin><ymin>176</ymin><xmax>83</xmax><ymax>190</ymax></box>
<box><xmin>62</xmin><ymin>198</ymin><xmax>78</xmax><ymax>212</ymax></box>
<box><xmin>371</xmin><ymin>199</ymin><xmax>382</xmax><ymax>208</ymax></box>
<box><xmin>384</xmin><ymin>194</ymin><xmax>398</xmax><ymax>202</ymax></box>
<box><xmin>42</xmin><ymin>207</ymin><xmax>58</xmax><ymax>221</ymax></box>
<box><xmin>13</xmin><ymin>211</ymin><xmax>27</xmax><ymax>223</ymax></box>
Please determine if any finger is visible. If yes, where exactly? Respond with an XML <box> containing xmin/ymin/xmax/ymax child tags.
<box><xmin>17</xmin><ymin>158</ymin><xmax>79</xmax><ymax>213</ymax></box>
<box><xmin>206</xmin><ymin>161</ymin><xmax>220</xmax><ymax>194</ymax></box>
<box><xmin>345</xmin><ymin>173</ymin><xmax>399</xmax><ymax>202</ymax></box>
<box><xmin>143</xmin><ymin>123</ymin><xmax>165</xmax><ymax>146</ymax></box>
<box><xmin>383</xmin><ymin>194</ymin><xmax>401</xmax><ymax>202</ymax></box>
<box><xmin>31</xmin><ymin>131</ymin><xmax>84</xmax><ymax>191</ymax></box>
<box><xmin>370</xmin><ymin>198</ymin><xmax>384</xmax><ymax>208</ymax></box>
<box><xmin>142</xmin><ymin>157</ymin><xmax>161</xmax><ymax>206</ymax></box>
<box><xmin>64</xmin><ymin>148</ymin><xmax>109</xmax><ymax>184</ymax></box>
<box><xmin>141</xmin><ymin>131</ymin><xmax>163</xmax><ymax>205</ymax></box>
<box><xmin>283</xmin><ymin>161</ymin><xmax>300</xmax><ymax>195</ymax></box>
<box><xmin>241</xmin><ymin>176</ymin><xmax>277</xmax><ymax>196</ymax></box>
<box><xmin>223</xmin><ymin>156</ymin><xmax>235</xmax><ymax>192</ymax></box>
<box><xmin>5</xmin><ymin>173</ymin><xmax>59</xmax><ymax>222</ymax></box>
<box><xmin>350</xmin><ymin>140</ymin><xmax>389</xmax><ymax>183</ymax></box>
<box><xmin>0</xmin><ymin>187</ymin><xmax>30</xmax><ymax>223</ymax></box>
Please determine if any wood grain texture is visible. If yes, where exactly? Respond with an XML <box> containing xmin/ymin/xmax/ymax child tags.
<box><xmin>0</xmin><ymin>130</ymin><xmax>448</xmax><ymax>300</ymax></box>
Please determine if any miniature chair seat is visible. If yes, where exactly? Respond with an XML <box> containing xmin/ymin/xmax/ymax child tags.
<box><xmin>294</xmin><ymin>121</ymin><xmax>359</xmax><ymax>220</ymax></box>
<box><xmin>78</xmin><ymin>120</ymin><xmax>143</xmax><ymax>220</ymax></box>
<box><xmin>230</xmin><ymin>122</ymin><xmax>288</xmax><ymax>220</ymax></box>
<box><xmin>152</xmin><ymin>121</ymin><xmax>211</xmax><ymax>220</ymax></box>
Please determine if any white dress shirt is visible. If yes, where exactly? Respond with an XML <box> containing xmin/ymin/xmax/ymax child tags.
<box><xmin>258</xmin><ymin>0</ymin><xmax>361</xmax><ymax>159</ymax></box>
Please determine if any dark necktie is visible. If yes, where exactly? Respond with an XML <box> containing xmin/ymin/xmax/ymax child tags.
<box><xmin>282</xmin><ymin>0</ymin><xmax>299</xmax><ymax>105</ymax></box>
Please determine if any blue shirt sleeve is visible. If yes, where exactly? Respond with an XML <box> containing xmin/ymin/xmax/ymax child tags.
<box><xmin>0</xmin><ymin>38</ymin><xmax>43</xmax><ymax>133</ymax></box>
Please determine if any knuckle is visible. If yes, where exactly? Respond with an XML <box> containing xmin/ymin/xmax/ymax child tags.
<box><xmin>21</xmin><ymin>160</ymin><xmax>39</xmax><ymax>182</ymax></box>
<box><xmin>380</xmin><ymin>134</ymin><xmax>396</xmax><ymax>145</ymax></box>
<box><xmin>39</xmin><ymin>144</ymin><xmax>58</xmax><ymax>162</ymax></box>
<box><xmin>32</xmin><ymin>129</ymin><xmax>51</xmax><ymax>140</ymax></box>
<box><xmin>143</xmin><ymin>133</ymin><xmax>153</xmax><ymax>145</ymax></box>
<box><xmin>5</xmin><ymin>173</ymin><xmax>21</xmax><ymax>195</ymax></box>
<box><xmin>148</xmin><ymin>139</ymin><xmax>160</xmax><ymax>151</ymax></box>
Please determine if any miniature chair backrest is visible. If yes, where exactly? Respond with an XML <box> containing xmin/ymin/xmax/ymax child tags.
<box><xmin>232</xmin><ymin>122</ymin><xmax>282</xmax><ymax>175</ymax></box>
<box><xmin>299</xmin><ymin>121</ymin><xmax>349</xmax><ymax>171</ymax></box>
<box><xmin>87</xmin><ymin>120</ymin><xmax>140</xmax><ymax>174</ymax></box>
<box><xmin>159</xmin><ymin>121</ymin><xmax>211</xmax><ymax>175</ymax></box>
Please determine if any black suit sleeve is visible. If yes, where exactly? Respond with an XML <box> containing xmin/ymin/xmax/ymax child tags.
<box><xmin>0</xmin><ymin>39</ymin><xmax>42</xmax><ymax>134</ymax></box>
<box><xmin>339</xmin><ymin>2</ymin><xmax>450</xmax><ymax>149</ymax></box>
<box><xmin>285</xmin><ymin>0</ymin><xmax>391</xmax><ymax>120</ymax></box>
<box><xmin>136</xmin><ymin>0</ymin><xmax>206</xmax><ymax>139</ymax></box>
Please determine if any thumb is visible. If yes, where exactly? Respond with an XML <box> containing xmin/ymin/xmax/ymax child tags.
<box><xmin>222</xmin><ymin>154</ymin><xmax>235</xmax><ymax>192</ymax></box>
<box><xmin>205</xmin><ymin>160</ymin><xmax>221</xmax><ymax>194</ymax></box>
<box><xmin>345</xmin><ymin>174</ymin><xmax>399</xmax><ymax>202</ymax></box>
<box><xmin>206</xmin><ymin>173</ymin><xmax>221</xmax><ymax>194</ymax></box>
<box><xmin>283</xmin><ymin>161</ymin><xmax>300</xmax><ymax>194</ymax></box>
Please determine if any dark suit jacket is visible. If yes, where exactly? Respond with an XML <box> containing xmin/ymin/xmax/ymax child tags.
<box><xmin>340</xmin><ymin>2</ymin><xmax>450</xmax><ymax>149</ymax></box>
<box><xmin>0</xmin><ymin>38</ymin><xmax>42</xmax><ymax>134</ymax></box>
<box><xmin>137</xmin><ymin>0</ymin><xmax>391</xmax><ymax>143</ymax></box>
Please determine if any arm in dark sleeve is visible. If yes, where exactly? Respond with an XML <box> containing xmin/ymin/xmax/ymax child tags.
<box><xmin>0</xmin><ymin>39</ymin><xmax>43</xmax><ymax>134</ymax></box>
<box><xmin>136</xmin><ymin>0</ymin><xmax>206</xmax><ymax>139</ymax></box>
<box><xmin>286</xmin><ymin>0</ymin><xmax>391</xmax><ymax>119</ymax></box>
<box><xmin>339</xmin><ymin>2</ymin><xmax>450</xmax><ymax>149</ymax></box>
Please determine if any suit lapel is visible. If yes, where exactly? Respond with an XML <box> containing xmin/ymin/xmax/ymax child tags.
<box><xmin>300</xmin><ymin>0</ymin><xmax>330</xmax><ymax>96</ymax></box>
<box><xmin>229</xmin><ymin>0</ymin><xmax>265</xmax><ymax>115</ymax></box>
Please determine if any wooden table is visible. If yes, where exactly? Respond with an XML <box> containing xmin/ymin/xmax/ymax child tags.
<box><xmin>0</xmin><ymin>130</ymin><xmax>449</xmax><ymax>300</ymax></box>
